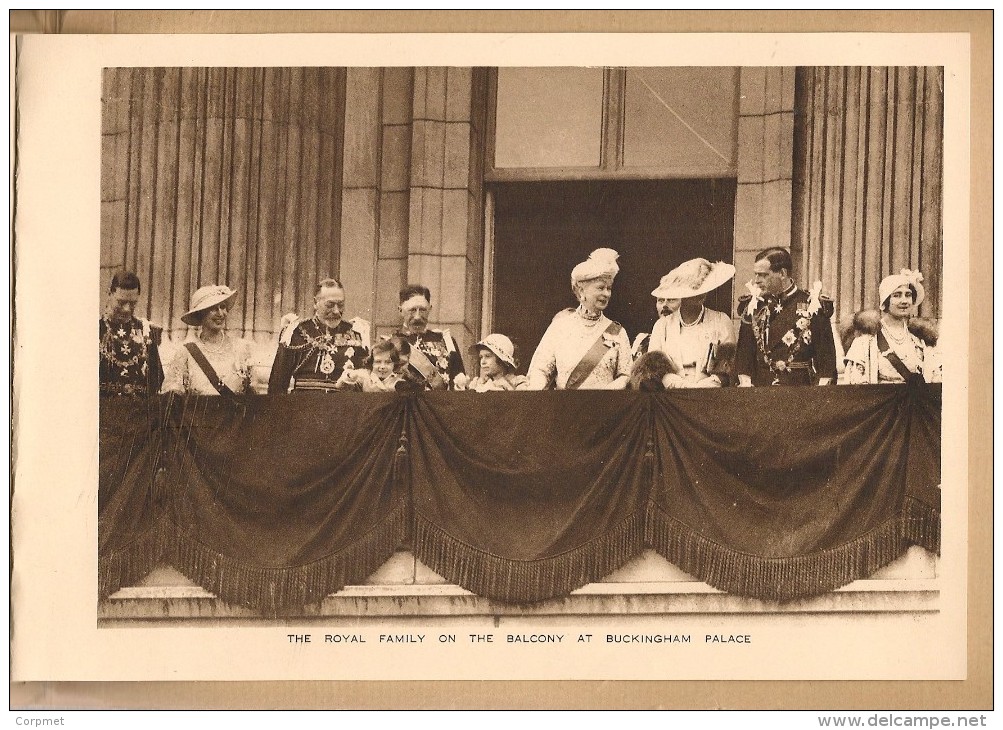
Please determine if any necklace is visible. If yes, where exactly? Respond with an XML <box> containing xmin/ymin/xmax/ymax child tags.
<box><xmin>198</xmin><ymin>332</ymin><xmax>230</xmax><ymax>355</ymax></box>
<box><xmin>680</xmin><ymin>307</ymin><xmax>706</xmax><ymax>328</ymax></box>
<box><xmin>882</xmin><ymin>324</ymin><xmax>909</xmax><ymax>345</ymax></box>
<box><xmin>576</xmin><ymin>305</ymin><xmax>601</xmax><ymax>325</ymax></box>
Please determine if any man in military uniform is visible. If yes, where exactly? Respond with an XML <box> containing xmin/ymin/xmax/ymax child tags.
<box><xmin>392</xmin><ymin>284</ymin><xmax>465</xmax><ymax>390</ymax></box>
<box><xmin>99</xmin><ymin>270</ymin><xmax>165</xmax><ymax>396</ymax></box>
<box><xmin>631</xmin><ymin>286</ymin><xmax>680</xmax><ymax>361</ymax></box>
<box><xmin>268</xmin><ymin>278</ymin><xmax>371</xmax><ymax>393</ymax></box>
<box><xmin>735</xmin><ymin>247</ymin><xmax>837</xmax><ymax>386</ymax></box>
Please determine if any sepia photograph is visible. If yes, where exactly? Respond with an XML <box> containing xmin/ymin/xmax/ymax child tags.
<box><xmin>95</xmin><ymin>63</ymin><xmax>944</xmax><ymax>620</ymax></box>
<box><xmin>11</xmin><ymin>22</ymin><xmax>982</xmax><ymax>703</ymax></box>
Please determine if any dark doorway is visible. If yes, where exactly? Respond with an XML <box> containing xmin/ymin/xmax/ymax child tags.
<box><xmin>491</xmin><ymin>179</ymin><xmax>737</xmax><ymax>371</ymax></box>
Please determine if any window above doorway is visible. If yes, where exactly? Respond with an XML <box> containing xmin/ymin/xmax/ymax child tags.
<box><xmin>489</xmin><ymin>67</ymin><xmax>739</xmax><ymax>180</ymax></box>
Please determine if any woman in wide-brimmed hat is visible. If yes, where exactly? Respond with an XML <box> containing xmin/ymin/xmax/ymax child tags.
<box><xmin>843</xmin><ymin>269</ymin><xmax>940</xmax><ymax>385</ymax></box>
<box><xmin>161</xmin><ymin>284</ymin><xmax>254</xmax><ymax>395</ymax></box>
<box><xmin>647</xmin><ymin>258</ymin><xmax>736</xmax><ymax>388</ymax></box>
<box><xmin>527</xmin><ymin>248</ymin><xmax>633</xmax><ymax>390</ymax></box>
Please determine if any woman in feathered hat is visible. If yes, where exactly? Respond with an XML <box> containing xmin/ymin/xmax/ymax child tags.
<box><xmin>843</xmin><ymin>269</ymin><xmax>940</xmax><ymax>385</ymax></box>
<box><xmin>161</xmin><ymin>284</ymin><xmax>255</xmax><ymax>395</ymax></box>
<box><xmin>648</xmin><ymin>258</ymin><xmax>736</xmax><ymax>388</ymax></box>
<box><xmin>527</xmin><ymin>248</ymin><xmax>632</xmax><ymax>390</ymax></box>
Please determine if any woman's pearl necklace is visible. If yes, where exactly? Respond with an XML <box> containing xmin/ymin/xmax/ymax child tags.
<box><xmin>680</xmin><ymin>307</ymin><xmax>706</xmax><ymax>328</ymax></box>
<box><xmin>199</xmin><ymin>332</ymin><xmax>230</xmax><ymax>354</ymax></box>
<box><xmin>882</xmin><ymin>324</ymin><xmax>908</xmax><ymax>344</ymax></box>
<box><xmin>576</xmin><ymin>305</ymin><xmax>602</xmax><ymax>325</ymax></box>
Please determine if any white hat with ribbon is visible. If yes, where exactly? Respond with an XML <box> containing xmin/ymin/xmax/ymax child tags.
<box><xmin>182</xmin><ymin>284</ymin><xmax>237</xmax><ymax>326</ymax></box>
<box><xmin>474</xmin><ymin>333</ymin><xmax>517</xmax><ymax>368</ymax></box>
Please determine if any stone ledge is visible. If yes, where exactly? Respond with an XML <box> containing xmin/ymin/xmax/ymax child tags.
<box><xmin>99</xmin><ymin>583</ymin><xmax>939</xmax><ymax>623</ymax></box>
<box><xmin>100</xmin><ymin>548</ymin><xmax>939</xmax><ymax>623</ymax></box>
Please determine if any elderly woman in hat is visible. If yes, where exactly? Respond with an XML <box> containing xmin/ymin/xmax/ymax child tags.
<box><xmin>161</xmin><ymin>284</ymin><xmax>254</xmax><ymax>396</ymax></box>
<box><xmin>648</xmin><ymin>258</ymin><xmax>736</xmax><ymax>388</ymax></box>
<box><xmin>527</xmin><ymin>248</ymin><xmax>632</xmax><ymax>390</ymax></box>
<box><xmin>843</xmin><ymin>269</ymin><xmax>940</xmax><ymax>384</ymax></box>
<box><xmin>464</xmin><ymin>334</ymin><xmax>530</xmax><ymax>392</ymax></box>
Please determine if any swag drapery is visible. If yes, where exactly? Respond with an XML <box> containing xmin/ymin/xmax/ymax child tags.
<box><xmin>99</xmin><ymin>385</ymin><xmax>941</xmax><ymax>614</ymax></box>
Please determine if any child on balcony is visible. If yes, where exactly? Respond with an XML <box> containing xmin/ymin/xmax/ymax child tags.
<box><xmin>464</xmin><ymin>334</ymin><xmax>530</xmax><ymax>392</ymax></box>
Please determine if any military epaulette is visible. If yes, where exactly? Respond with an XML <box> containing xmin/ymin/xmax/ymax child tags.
<box><xmin>737</xmin><ymin>294</ymin><xmax>758</xmax><ymax>322</ymax></box>
<box><xmin>349</xmin><ymin>316</ymin><xmax>371</xmax><ymax>349</ymax></box>
<box><xmin>139</xmin><ymin>318</ymin><xmax>162</xmax><ymax>345</ymax></box>
<box><xmin>631</xmin><ymin>332</ymin><xmax>650</xmax><ymax>357</ymax></box>
<box><xmin>439</xmin><ymin>328</ymin><xmax>457</xmax><ymax>354</ymax></box>
<box><xmin>818</xmin><ymin>295</ymin><xmax>835</xmax><ymax>318</ymax></box>
<box><xmin>278</xmin><ymin>314</ymin><xmax>301</xmax><ymax>346</ymax></box>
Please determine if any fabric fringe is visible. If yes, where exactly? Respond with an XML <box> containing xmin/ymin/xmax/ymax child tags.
<box><xmin>98</xmin><ymin>518</ymin><xmax>169</xmax><ymax>600</ymax></box>
<box><xmin>159</xmin><ymin>498</ymin><xmax>408</xmax><ymax>616</ymax></box>
<box><xmin>645</xmin><ymin>499</ymin><xmax>941</xmax><ymax>603</ymax></box>
<box><xmin>413</xmin><ymin>510</ymin><xmax>647</xmax><ymax>605</ymax></box>
<box><xmin>100</xmin><ymin>497</ymin><xmax>940</xmax><ymax>609</ymax></box>
<box><xmin>901</xmin><ymin>494</ymin><xmax>941</xmax><ymax>555</ymax></box>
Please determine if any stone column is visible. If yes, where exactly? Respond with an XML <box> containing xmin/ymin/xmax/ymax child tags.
<box><xmin>731</xmin><ymin>67</ymin><xmax>796</xmax><ymax>314</ymax></box>
<box><xmin>372</xmin><ymin>68</ymin><xmax>414</xmax><ymax>339</ymax></box>
<box><xmin>404</xmin><ymin>67</ymin><xmax>486</xmax><ymax>356</ymax></box>
<box><xmin>339</xmin><ymin>68</ymin><xmax>382</xmax><ymax>326</ymax></box>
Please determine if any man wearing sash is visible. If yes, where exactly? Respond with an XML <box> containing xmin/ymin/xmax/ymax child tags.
<box><xmin>735</xmin><ymin>247</ymin><xmax>837</xmax><ymax>387</ymax></box>
<box><xmin>99</xmin><ymin>270</ymin><xmax>165</xmax><ymax>397</ymax></box>
<box><xmin>392</xmin><ymin>284</ymin><xmax>466</xmax><ymax>391</ymax></box>
<box><xmin>527</xmin><ymin>248</ymin><xmax>632</xmax><ymax>390</ymax></box>
<box><xmin>268</xmin><ymin>278</ymin><xmax>371</xmax><ymax>394</ymax></box>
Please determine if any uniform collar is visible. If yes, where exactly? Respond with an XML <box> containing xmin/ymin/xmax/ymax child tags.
<box><xmin>779</xmin><ymin>282</ymin><xmax>799</xmax><ymax>302</ymax></box>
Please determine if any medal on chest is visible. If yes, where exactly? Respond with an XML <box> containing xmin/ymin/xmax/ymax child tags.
<box><xmin>319</xmin><ymin>352</ymin><xmax>335</xmax><ymax>374</ymax></box>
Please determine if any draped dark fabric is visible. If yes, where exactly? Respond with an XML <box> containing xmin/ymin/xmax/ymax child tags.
<box><xmin>647</xmin><ymin>385</ymin><xmax>941</xmax><ymax>600</ymax></box>
<box><xmin>98</xmin><ymin>386</ymin><xmax>941</xmax><ymax>614</ymax></box>
<box><xmin>409</xmin><ymin>392</ymin><xmax>651</xmax><ymax>602</ymax></box>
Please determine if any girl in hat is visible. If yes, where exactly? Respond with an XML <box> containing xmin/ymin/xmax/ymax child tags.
<box><xmin>648</xmin><ymin>258</ymin><xmax>736</xmax><ymax>388</ymax></box>
<box><xmin>465</xmin><ymin>334</ymin><xmax>530</xmax><ymax>392</ymax></box>
<box><xmin>843</xmin><ymin>269</ymin><xmax>940</xmax><ymax>384</ymax></box>
<box><xmin>526</xmin><ymin>248</ymin><xmax>633</xmax><ymax>390</ymax></box>
<box><xmin>161</xmin><ymin>284</ymin><xmax>255</xmax><ymax>396</ymax></box>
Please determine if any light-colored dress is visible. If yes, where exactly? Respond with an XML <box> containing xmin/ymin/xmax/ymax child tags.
<box><xmin>161</xmin><ymin>335</ymin><xmax>255</xmax><ymax>395</ymax></box>
<box><xmin>357</xmin><ymin>371</ymin><xmax>403</xmax><ymax>393</ymax></box>
<box><xmin>527</xmin><ymin>309</ymin><xmax>632</xmax><ymax>390</ymax></box>
<box><xmin>648</xmin><ymin>307</ymin><xmax>734</xmax><ymax>387</ymax></box>
<box><xmin>467</xmin><ymin>374</ymin><xmax>530</xmax><ymax>392</ymax></box>
<box><xmin>843</xmin><ymin>327</ymin><xmax>941</xmax><ymax>384</ymax></box>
